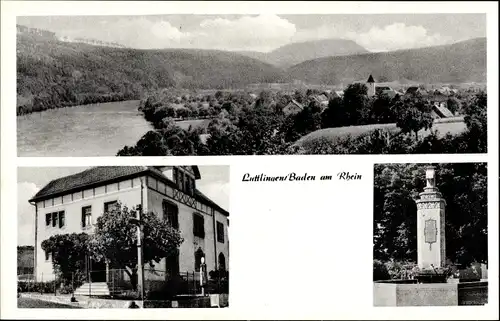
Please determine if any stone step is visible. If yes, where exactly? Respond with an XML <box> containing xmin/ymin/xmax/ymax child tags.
<box><xmin>74</xmin><ymin>282</ymin><xmax>124</xmax><ymax>297</ymax></box>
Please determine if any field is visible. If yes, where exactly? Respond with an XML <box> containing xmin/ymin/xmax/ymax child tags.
<box><xmin>295</xmin><ymin>117</ymin><xmax>467</xmax><ymax>147</ymax></box>
<box><xmin>175</xmin><ymin>119</ymin><xmax>212</xmax><ymax>131</ymax></box>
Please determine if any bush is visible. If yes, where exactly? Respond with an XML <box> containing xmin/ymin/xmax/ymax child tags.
<box><xmin>385</xmin><ymin>261</ymin><xmax>419</xmax><ymax>280</ymax></box>
<box><xmin>59</xmin><ymin>285</ymin><xmax>74</xmax><ymax>294</ymax></box>
<box><xmin>208</xmin><ymin>269</ymin><xmax>229</xmax><ymax>281</ymax></box>
<box><xmin>373</xmin><ymin>260</ymin><xmax>390</xmax><ymax>281</ymax></box>
<box><xmin>17</xmin><ymin>280</ymin><xmax>60</xmax><ymax>293</ymax></box>
<box><xmin>115</xmin><ymin>290</ymin><xmax>141</xmax><ymax>300</ymax></box>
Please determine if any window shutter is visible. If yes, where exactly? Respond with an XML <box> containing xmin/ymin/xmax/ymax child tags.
<box><xmin>59</xmin><ymin>211</ymin><xmax>65</xmax><ymax>228</ymax></box>
<box><xmin>81</xmin><ymin>209</ymin><xmax>86</xmax><ymax>227</ymax></box>
<box><xmin>52</xmin><ymin>212</ymin><xmax>58</xmax><ymax>227</ymax></box>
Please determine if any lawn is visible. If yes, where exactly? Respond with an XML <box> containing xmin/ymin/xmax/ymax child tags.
<box><xmin>175</xmin><ymin>118</ymin><xmax>211</xmax><ymax>131</ymax></box>
<box><xmin>295</xmin><ymin>117</ymin><xmax>467</xmax><ymax>147</ymax></box>
<box><xmin>18</xmin><ymin>297</ymin><xmax>82</xmax><ymax>309</ymax></box>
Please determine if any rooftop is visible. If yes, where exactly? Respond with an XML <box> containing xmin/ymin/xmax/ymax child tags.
<box><xmin>29</xmin><ymin>166</ymin><xmax>228</xmax><ymax>216</ymax></box>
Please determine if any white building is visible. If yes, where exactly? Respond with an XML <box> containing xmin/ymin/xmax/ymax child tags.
<box><xmin>29</xmin><ymin>166</ymin><xmax>229</xmax><ymax>291</ymax></box>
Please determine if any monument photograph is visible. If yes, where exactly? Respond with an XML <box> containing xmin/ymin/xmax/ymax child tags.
<box><xmin>372</xmin><ymin>162</ymin><xmax>488</xmax><ymax>306</ymax></box>
<box><xmin>17</xmin><ymin>166</ymin><xmax>229</xmax><ymax>308</ymax></box>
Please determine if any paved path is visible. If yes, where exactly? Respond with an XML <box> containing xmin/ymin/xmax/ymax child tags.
<box><xmin>18</xmin><ymin>297</ymin><xmax>82</xmax><ymax>309</ymax></box>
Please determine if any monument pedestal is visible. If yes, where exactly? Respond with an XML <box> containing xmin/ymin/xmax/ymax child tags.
<box><xmin>416</xmin><ymin>166</ymin><xmax>447</xmax><ymax>271</ymax></box>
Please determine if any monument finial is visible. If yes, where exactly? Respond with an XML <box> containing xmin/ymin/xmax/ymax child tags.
<box><xmin>425</xmin><ymin>165</ymin><xmax>436</xmax><ymax>188</ymax></box>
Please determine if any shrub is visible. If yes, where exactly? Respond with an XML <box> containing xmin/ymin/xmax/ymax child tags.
<box><xmin>17</xmin><ymin>280</ymin><xmax>60</xmax><ymax>293</ymax></box>
<box><xmin>59</xmin><ymin>285</ymin><xmax>74</xmax><ymax>295</ymax></box>
<box><xmin>115</xmin><ymin>290</ymin><xmax>141</xmax><ymax>300</ymax></box>
<box><xmin>373</xmin><ymin>260</ymin><xmax>390</xmax><ymax>281</ymax></box>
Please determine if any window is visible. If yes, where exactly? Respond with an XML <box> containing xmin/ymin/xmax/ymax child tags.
<box><xmin>46</xmin><ymin>211</ymin><xmax>65</xmax><ymax>228</ymax></box>
<box><xmin>45</xmin><ymin>250</ymin><xmax>50</xmax><ymax>261</ymax></box>
<box><xmin>174</xmin><ymin>167</ymin><xmax>182</xmax><ymax>190</ymax></box>
<box><xmin>52</xmin><ymin>212</ymin><xmax>58</xmax><ymax>227</ymax></box>
<box><xmin>180</xmin><ymin>172</ymin><xmax>185</xmax><ymax>192</ymax></box>
<box><xmin>186</xmin><ymin>177</ymin><xmax>195</xmax><ymax>196</ymax></box>
<box><xmin>184</xmin><ymin>175</ymin><xmax>191</xmax><ymax>193</ymax></box>
<box><xmin>216</xmin><ymin>221</ymin><xmax>225</xmax><ymax>243</ymax></box>
<box><xmin>163</xmin><ymin>200</ymin><xmax>179</xmax><ymax>229</ymax></box>
<box><xmin>58</xmin><ymin>211</ymin><xmax>65</xmax><ymax>228</ymax></box>
<box><xmin>104</xmin><ymin>201</ymin><xmax>118</xmax><ymax>213</ymax></box>
<box><xmin>193</xmin><ymin>213</ymin><xmax>205</xmax><ymax>238</ymax></box>
<box><xmin>185</xmin><ymin>177</ymin><xmax>191</xmax><ymax>195</ymax></box>
<box><xmin>81</xmin><ymin>206</ymin><xmax>92</xmax><ymax>228</ymax></box>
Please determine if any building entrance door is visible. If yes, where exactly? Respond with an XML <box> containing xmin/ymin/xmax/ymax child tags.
<box><xmin>86</xmin><ymin>255</ymin><xmax>107</xmax><ymax>282</ymax></box>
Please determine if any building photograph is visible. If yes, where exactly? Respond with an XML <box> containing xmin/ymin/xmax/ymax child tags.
<box><xmin>372</xmin><ymin>162</ymin><xmax>487</xmax><ymax>306</ymax></box>
<box><xmin>17</xmin><ymin>165</ymin><xmax>229</xmax><ymax>308</ymax></box>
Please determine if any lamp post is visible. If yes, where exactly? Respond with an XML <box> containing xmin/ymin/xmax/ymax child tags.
<box><xmin>129</xmin><ymin>178</ymin><xmax>145</xmax><ymax>302</ymax></box>
<box><xmin>200</xmin><ymin>257</ymin><xmax>206</xmax><ymax>296</ymax></box>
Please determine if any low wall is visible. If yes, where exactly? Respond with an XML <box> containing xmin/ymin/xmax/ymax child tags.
<box><xmin>396</xmin><ymin>283</ymin><xmax>458</xmax><ymax>306</ymax></box>
<box><xmin>458</xmin><ymin>281</ymin><xmax>488</xmax><ymax>305</ymax></box>
<box><xmin>144</xmin><ymin>294</ymin><xmax>229</xmax><ymax>308</ymax></box>
<box><xmin>374</xmin><ymin>281</ymin><xmax>488</xmax><ymax>306</ymax></box>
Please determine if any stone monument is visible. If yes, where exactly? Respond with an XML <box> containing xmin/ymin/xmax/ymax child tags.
<box><xmin>415</xmin><ymin>166</ymin><xmax>446</xmax><ymax>270</ymax></box>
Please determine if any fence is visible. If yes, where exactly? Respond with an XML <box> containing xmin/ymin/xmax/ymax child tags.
<box><xmin>18</xmin><ymin>268</ymin><xmax>228</xmax><ymax>299</ymax></box>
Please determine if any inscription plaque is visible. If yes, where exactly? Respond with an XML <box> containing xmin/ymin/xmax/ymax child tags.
<box><xmin>424</xmin><ymin>219</ymin><xmax>438</xmax><ymax>250</ymax></box>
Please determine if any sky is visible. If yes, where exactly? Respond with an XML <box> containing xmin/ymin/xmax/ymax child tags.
<box><xmin>17</xmin><ymin>14</ymin><xmax>486</xmax><ymax>52</ymax></box>
<box><xmin>17</xmin><ymin>166</ymin><xmax>230</xmax><ymax>246</ymax></box>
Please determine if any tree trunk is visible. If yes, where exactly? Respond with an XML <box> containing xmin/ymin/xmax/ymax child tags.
<box><xmin>125</xmin><ymin>267</ymin><xmax>138</xmax><ymax>291</ymax></box>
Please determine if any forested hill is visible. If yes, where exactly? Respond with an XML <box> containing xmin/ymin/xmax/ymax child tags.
<box><xmin>238</xmin><ymin>38</ymin><xmax>368</xmax><ymax>68</ymax></box>
<box><xmin>286</xmin><ymin>38</ymin><xmax>487</xmax><ymax>85</ymax></box>
<box><xmin>16</xmin><ymin>29</ymin><xmax>285</xmax><ymax>115</ymax></box>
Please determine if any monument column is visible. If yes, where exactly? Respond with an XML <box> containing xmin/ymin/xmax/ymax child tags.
<box><xmin>415</xmin><ymin>166</ymin><xmax>446</xmax><ymax>269</ymax></box>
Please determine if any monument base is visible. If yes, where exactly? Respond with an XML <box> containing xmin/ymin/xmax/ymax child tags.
<box><xmin>373</xmin><ymin>281</ymin><xmax>488</xmax><ymax>306</ymax></box>
<box><xmin>415</xmin><ymin>271</ymin><xmax>448</xmax><ymax>284</ymax></box>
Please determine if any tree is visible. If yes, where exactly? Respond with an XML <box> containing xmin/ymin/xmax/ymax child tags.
<box><xmin>117</xmin><ymin>130</ymin><xmax>169</xmax><ymax>156</ymax></box>
<box><xmin>321</xmin><ymin>96</ymin><xmax>347</xmax><ymax>128</ymax></box>
<box><xmin>342</xmin><ymin>83</ymin><xmax>371</xmax><ymax>125</ymax></box>
<box><xmin>371</xmin><ymin>93</ymin><xmax>396</xmax><ymax>124</ymax></box>
<box><xmin>393</xmin><ymin>97</ymin><xmax>433</xmax><ymax>139</ymax></box>
<box><xmin>446</xmin><ymin>97</ymin><xmax>461</xmax><ymax>115</ymax></box>
<box><xmin>463</xmin><ymin>91</ymin><xmax>487</xmax><ymax>152</ymax></box>
<box><xmin>41</xmin><ymin>233</ymin><xmax>90</xmax><ymax>286</ymax></box>
<box><xmin>88</xmin><ymin>203</ymin><xmax>183</xmax><ymax>290</ymax></box>
<box><xmin>287</xmin><ymin>101</ymin><xmax>322</xmax><ymax>140</ymax></box>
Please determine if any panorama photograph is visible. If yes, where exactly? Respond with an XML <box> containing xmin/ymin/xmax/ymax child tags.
<box><xmin>16</xmin><ymin>13</ymin><xmax>487</xmax><ymax>156</ymax></box>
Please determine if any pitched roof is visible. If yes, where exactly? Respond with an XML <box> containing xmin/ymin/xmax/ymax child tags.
<box><xmin>405</xmin><ymin>86</ymin><xmax>420</xmax><ymax>94</ymax></box>
<box><xmin>367</xmin><ymin>75</ymin><xmax>375</xmax><ymax>83</ymax></box>
<box><xmin>286</xmin><ymin>99</ymin><xmax>304</xmax><ymax>109</ymax></box>
<box><xmin>29</xmin><ymin>166</ymin><xmax>228</xmax><ymax>215</ymax></box>
<box><xmin>433</xmin><ymin>105</ymin><xmax>454</xmax><ymax>118</ymax></box>
<box><xmin>31</xmin><ymin>166</ymin><xmax>149</xmax><ymax>202</ymax></box>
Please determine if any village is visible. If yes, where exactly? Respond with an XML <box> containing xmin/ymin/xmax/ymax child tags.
<box><xmin>140</xmin><ymin>76</ymin><xmax>482</xmax><ymax>124</ymax></box>
<box><xmin>117</xmin><ymin>74</ymin><xmax>486</xmax><ymax>157</ymax></box>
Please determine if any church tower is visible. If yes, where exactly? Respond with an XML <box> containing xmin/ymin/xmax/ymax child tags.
<box><xmin>367</xmin><ymin>74</ymin><xmax>376</xmax><ymax>97</ymax></box>
<box><xmin>415</xmin><ymin>166</ymin><xmax>446</xmax><ymax>269</ymax></box>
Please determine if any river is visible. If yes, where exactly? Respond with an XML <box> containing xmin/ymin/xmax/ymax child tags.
<box><xmin>17</xmin><ymin>100</ymin><xmax>153</xmax><ymax>157</ymax></box>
